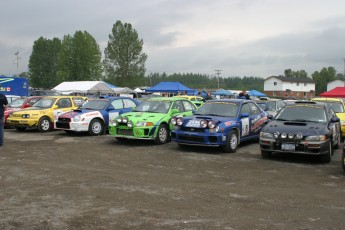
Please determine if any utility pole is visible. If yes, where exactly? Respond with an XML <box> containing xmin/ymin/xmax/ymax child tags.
<box><xmin>14</xmin><ymin>51</ymin><xmax>19</xmax><ymax>76</ymax></box>
<box><xmin>214</xmin><ymin>69</ymin><xmax>222</xmax><ymax>89</ymax></box>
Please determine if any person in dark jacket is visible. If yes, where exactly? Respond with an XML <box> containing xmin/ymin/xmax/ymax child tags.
<box><xmin>0</xmin><ymin>93</ymin><xmax>8</xmax><ymax>146</ymax></box>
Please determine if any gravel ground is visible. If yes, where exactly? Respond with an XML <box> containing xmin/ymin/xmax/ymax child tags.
<box><xmin>1</xmin><ymin>129</ymin><xmax>345</xmax><ymax>230</ymax></box>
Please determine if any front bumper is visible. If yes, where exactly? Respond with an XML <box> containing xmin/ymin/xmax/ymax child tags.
<box><xmin>55</xmin><ymin>120</ymin><xmax>89</xmax><ymax>132</ymax></box>
<box><xmin>6</xmin><ymin>118</ymin><xmax>38</xmax><ymax>128</ymax></box>
<box><xmin>109</xmin><ymin>125</ymin><xmax>157</xmax><ymax>140</ymax></box>
<box><xmin>259</xmin><ymin>137</ymin><xmax>331</xmax><ymax>155</ymax></box>
<box><xmin>171</xmin><ymin>130</ymin><xmax>228</xmax><ymax>146</ymax></box>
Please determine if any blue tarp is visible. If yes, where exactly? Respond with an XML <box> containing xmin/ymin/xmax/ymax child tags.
<box><xmin>212</xmin><ymin>89</ymin><xmax>234</xmax><ymax>96</ymax></box>
<box><xmin>0</xmin><ymin>75</ymin><xmax>29</xmax><ymax>96</ymax></box>
<box><xmin>145</xmin><ymin>82</ymin><xmax>195</xmax><ymax>93</ymax></box>
<box><xmin>248</xmin><ymin>89</ymin><xmax>266</xmax><ymax>97</ymax></box>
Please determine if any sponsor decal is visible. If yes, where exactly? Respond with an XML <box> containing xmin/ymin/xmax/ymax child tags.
<box><xmin>224</xmin><ymin>121</ymin><xmax>234</xmax><ymax>126</ymax></box>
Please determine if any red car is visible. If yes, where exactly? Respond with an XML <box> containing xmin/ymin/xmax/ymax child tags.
<box><xmin>4</xmin><ymin>96</ymin><xmax>43</xmax><ymax>128</ymax></box>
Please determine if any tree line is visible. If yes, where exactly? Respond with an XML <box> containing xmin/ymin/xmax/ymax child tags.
<box><xmin>19</xmin><ymin>20</ymin><xmax>343</xmax><ymax>96</ymax></box>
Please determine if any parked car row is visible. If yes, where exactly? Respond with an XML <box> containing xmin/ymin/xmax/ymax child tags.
<box><xmin>4</xmin><ymin>95</ymin><xmax>345</xmax><ymax>171</ymax></box>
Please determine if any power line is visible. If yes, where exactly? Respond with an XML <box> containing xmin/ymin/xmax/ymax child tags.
<box><xmin>14</xmin><ymin>51</ymin><xmax>20</xmax><ymax>76</ymax></box>
<box><xmin>214</xmin><ymin>69</ymin><xmax>222</xmax><ymax>89</ymax></box>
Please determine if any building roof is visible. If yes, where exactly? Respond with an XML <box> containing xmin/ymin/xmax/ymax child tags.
<box><xmin>265</xmin><ymin>76</ymin><xmax>314</xmax><ymax>83</ymax></box>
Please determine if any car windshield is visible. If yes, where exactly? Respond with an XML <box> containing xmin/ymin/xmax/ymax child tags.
<box><xmin>32</xmin><ymin>98</ymin><xmax>56</xmax><ymax>108</ymax></box>
<box><xmin>328</xmin><ymin>102</ymin><xmax>344</xmax><ymax>113</ymax></box>
<box><xmin>275</xmin><ymin>105</ymin><xmax>327</xmax><ymax>122</ymax></box>
<box><xmin>266</xmin><ymin>101</ymin><xmax>276</xmax><ymax>111</ymax></box>
<box><xmin>8</xmin><ymin>98</ymin><xmax>26</xmax><ymax>108</ymax></box>
<box><xmin>135</xmin><ymin>100</ymin><xmax>171</xmax><ymax>113</ymax></box>
<box><xmin>81</xmin><ymin>99</ymin><xmax>109</xmax><ymax>110</ymax></box>
<box><xmin>194</xmin><ymin>102</ymin><xmax>239</xmax><ymax>117</ymax></box>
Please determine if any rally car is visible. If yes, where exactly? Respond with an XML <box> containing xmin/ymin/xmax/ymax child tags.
<box><xmin>259</xmin><ymin>101</ymin><xmax>341</xmax><ymax>163</ymax></box>
<box><xmin>7</xmin><ymin>96</ymin><xmax>88</xmax><ymax>132</ymax></box>
<box><xmin>173</xmin><ymin>95</ymin><xmax>205</xmax><ymax>108</ymax></box>
<box><xmin>109</xmin><ymin>97</ymin><xmax>197</xmax><ymax>144</ymax></box>
<box><xmin>4</xmin><ymin>96</ymin><xmax>42</xmax><ymax>128</ymax></box>
<box><xmin>170</xmin><ymin>99</ymin><xmax>268</xmax><ymax>153</ymax></box>
<box><xmin>55</xmin><ymin>97</ymin><xmax>140</xmax><ymax>136</ymax></box>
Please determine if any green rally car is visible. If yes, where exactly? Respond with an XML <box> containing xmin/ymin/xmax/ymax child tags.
<box><xmin>109</xmin><ymin>97</ymin><xmax>197</xmax><ymax>144</ymax></box>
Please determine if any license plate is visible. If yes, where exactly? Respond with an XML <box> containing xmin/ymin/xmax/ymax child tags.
<box><xmin>186</xmin><ymin>120</ymin><xmax>201</xmax><ymax>128</ymax></box>
<box><xmin>281</xmin><ymin>143</ymin><xmax>295</xmax><ymax>151</ymax></box>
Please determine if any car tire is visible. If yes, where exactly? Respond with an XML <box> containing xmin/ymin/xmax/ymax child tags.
<box><xmin>222</xmin><ymin>130</ymin><xmax>238</xmax><ymax>153</ymax></box>
<box><xmin>261</xmin><ymin>150</ymin><xmax>272</xmax><ymax>158</ymax></box>
<box><xmin>37</xmin><ymin>117</ymin><xmax>51</xmax><ymax>132</ymax></box>
<box><xmin>155</xmin><ymin>124</ymin><xmax>169</xmax><ymax>144</ymax></box>
<box><xmin>321</xmin><ymin>142</ymin><xmax>332</xmax><ymax>163</ymax></box>
<box><xmin>15</xmin><ymin>127</ymin><xmax>26</xmax><ymax>132</ymax></box>
<box><xmin>88</xmin><ymin>119</ymin><xmax>104</xmax><ymax>136</ymax></box>
<box><xmin>342</xmin><ymin>151</ymin><xmax>345</xmax><ymax>172</ymax></box>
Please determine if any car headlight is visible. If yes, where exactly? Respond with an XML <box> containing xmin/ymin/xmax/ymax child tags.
<box><xmin>22</xmin><ymin>114</ymin><xmax>30</xmax><ymax>118</ymax></box>
<box><xmin>305</xmin><ymin>135</ymin><xmax>326</xmax><ymax>141</ymax></box>
<box><xmin>112</xmin><ymin>121</ymin><xmax>118</xmax><ymax>127</ymax></box>
<box><xmin>171</xmin><ymin>117</ymin><xmax>177</xmax><ymax>125</ymax></box>
<box><xmin>122</xmin><ymin>116</ymin><xmax>128</xmax><ymax>123</ymax></box>
<box><xmin>208</xmin><ymin>120</ymin><xmax>216</xmax><ymax>129</ymax></box>
<box><xmin>127</xmin><ymin>121</ymin><xmax>133</xmax><ymax>128</ymax></box>
<box><xmin>73</xmin><ymin>115</ymin><xmax>81</xmax><ymax>122</ymax></box>
<box><xmin>116</xmin><ymin>116</ymin><xmax>123</xmax><ymax>123</ymax></box>
<box><xmin>200</xmin><ymin>120</ymin><xmax>207</xmax><ymax>128</ymax></box>
<box><xmin>176</xmin><ymin>117</ymin><xmax>183</xmax><ymax>126</ymax></box>
<box><xmin>260</xmin><ymin>131</ymin><xmax>274</xmax><ymax>139</ymax></box>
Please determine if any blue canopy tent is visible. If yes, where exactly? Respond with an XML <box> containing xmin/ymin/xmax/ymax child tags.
<box><xmin>145</xmin><ymin>82</ymin><xmax>195</xmax><ymax>93</ymax></box>
<box><xmin>248</xmin><ymin>90</ymin><xmax>266</xmax><ymax>97</ymax></box>
<box><xmin>212</xmin><ymin>89</ymin><xmax>234</xmax><ymax>96</ymax></box>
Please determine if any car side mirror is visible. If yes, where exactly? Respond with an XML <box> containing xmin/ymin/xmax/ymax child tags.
<box><xmin>53</xmin><ymin>105</ymin><xmax>58</xmax><ymax>109</ymax></box>
<box><xmin>192</xmin><ymin>109</ymin><xmax>197</xmax><ymax>114</ymax></box>
<box><xmin>172</xmin><ymin>109</ymin><xmax>179</xmax><ymax>114</ymax></box>
<box><xmin>107</xmin><ymin>105</ymin><xmax>115</xmax><ymax>111</ymax></box>
<box><xmin>23</xmin><ymin>103</ymin><xmax>30</xmax><ymax>108</ymax></box>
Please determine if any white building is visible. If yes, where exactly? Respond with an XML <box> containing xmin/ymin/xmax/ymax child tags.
<box><xmin>264</xmin><ymin>76</ymin><xmax>315</xmax><ymax>99</ymax></box>
<box><xmin>327</xmin><ymin>79</ymin><xmax>345</xmax><ymax>91</ymax></box>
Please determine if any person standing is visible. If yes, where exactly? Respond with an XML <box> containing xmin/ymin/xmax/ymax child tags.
<box><xmin>0</xmin><ymin>93</ymin><xmax>8</xmax><ymax>146</ymax></box>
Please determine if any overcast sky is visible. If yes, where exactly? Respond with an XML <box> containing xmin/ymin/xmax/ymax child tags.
<box><xmin>1</xmin><ymin>0</ymin><xmax>345</xmax><ymax>79</ymax></box>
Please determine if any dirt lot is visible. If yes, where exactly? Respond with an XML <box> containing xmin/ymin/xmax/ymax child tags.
<box><xmin>1</xmin><ymin>129</ymin><xmax>345</xmax><ymax>230</ymax></box>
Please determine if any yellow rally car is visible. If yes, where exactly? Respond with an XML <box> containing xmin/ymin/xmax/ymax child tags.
<box><xmin>173</xmin><ymin>95</ymin><xmax>204</xmax><ymax>108</ymax></box>
<box><xmin>311</xmin><ymin>97</ymin><xmax>345</xmax><ymax>138</ymax></box>
<box><xmin>7</xmin><ymin>96</ymin><xmax>88</xmax><ymax>132</ymax></box>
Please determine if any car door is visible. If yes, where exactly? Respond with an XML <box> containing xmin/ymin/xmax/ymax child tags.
<box><xmin>240</xmin><ymin>102</ymin><xmax>263</xmax><ymax>137</ymax></box>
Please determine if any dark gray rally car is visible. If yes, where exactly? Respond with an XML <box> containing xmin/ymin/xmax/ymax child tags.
<box><xmin>259</xmin><ymin>101</ymin><xmax>341</xmax><ymax>163</ymax></box>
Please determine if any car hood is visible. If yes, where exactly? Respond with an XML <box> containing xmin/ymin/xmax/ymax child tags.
<box><xmin>10</xmin><ymin>107</ymin><xmax>51</xmax><ymax>114</ymax></box>
<box><xmin>263</xmin><ymin>120</ymin><xmax>328</xmax><ymax>135</ymax></box>
<box><xmin>181</xmin><ymin>115</ymin><xmax>235</xmax><ymax>126</ymax></box>
<box><xmin>335</xmin><ymin>112</ymin><xmax>345</xmax><ymax>121</ymax></box>
<box><xmin>58</xmin><ymin>109</ymin><xmax>99</xmax><ymax>118</ymax></box>
<box><xmin>121</xmin><ymin>111</ymin><xmax>169</xmax><ymax>123</ymax></box>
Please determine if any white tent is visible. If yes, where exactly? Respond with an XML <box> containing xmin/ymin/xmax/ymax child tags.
<box><xmin>112</xmin><ymin>87</ymin><xmax>136</xmax><ymax>94</ymax></box>
<box><xmin>53</xmin><ymin>81</ymin><xmax>114</xmax><ymax>95</ymax></box>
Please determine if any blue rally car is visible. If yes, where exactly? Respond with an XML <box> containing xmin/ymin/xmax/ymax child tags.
<box><xmin>170</xmin><ymin>99</ymin><xmax>268</xmax><ymax>152</ymax></box>
<box><xmin>54</xmin><ymin>97</ymin><xmax>140</xmax><ymax>135</ymax></box>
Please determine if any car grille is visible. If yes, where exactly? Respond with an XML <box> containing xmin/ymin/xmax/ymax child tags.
<box><xmin>56</xmin><ymin>118</ymin><xmax>71</xmax><ymax>129</ymax></box>
<box><xmin>117</xmin><ymin>129</ymin><xmax>134</xmax><ymax>136</ymax></box>
<box><xmin>180</xmin><ymin>127</ymin><xmax>205</xmax><ymax>133</ymax></box>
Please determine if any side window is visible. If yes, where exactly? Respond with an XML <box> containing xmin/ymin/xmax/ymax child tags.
<box><xmin>240</xmin><ymin>103</ymin><xmax>251</xmax><ymax>115</ymax></box>
<box><xmin>277</xmin><ymin>101</ymin><xmax>285</xmax><ymax>110</ymax></box>
<box><xmin>182</xmin><ymin>100</ymin><xmax>194</xmax><ymax>111</ymax></box>
<box><xmin>172</xmin><ymin>101</ymin><xmax>184</xmax><ymax>112</ymax></box>
<box><xmin>111</xmin><ymin>99</ymin><xmax>123</xmax><ymax>110</ymax></box>
<box><xmin>72</xmin><ymin>97</ymin><xmax>85</xmax><ymax>107</ymax></box>
<box><xmin>248</xmin><ymin>102</ymin><xmax>261</xmax><ymax>115</ymax></box>
<box><xmin>123</xmin><ymin>99</ymin><xmax>137</xmax><ymax>108</ymax></box>
<box><xmin>28</xmin><ymin>98</ymin><xmax>40</xmax><ymax>106</ymax></box>
<box><xmin>56</xmin><ymin>98</ymin><xmax>72</xmax><ymax>108</ymax></box>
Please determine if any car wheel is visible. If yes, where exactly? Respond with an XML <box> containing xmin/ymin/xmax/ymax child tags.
<box><xmin>37</xmin><ymin>117</ymin><xmax>51</xmax><ymax>132</ymax></box>
<box><xmin>321</xmin><ymin>142</ymin><xmax>332</xmax><ymax>163</ymax></box>
<box><xmin>261</xmin><ymin>150</ymin><xmax>272</xmax><ymax>158</ymax></box>
<box><xmin>342</xmin><ymin>151</ymin><xmax>345</xmax><ymax>172</ymax></box>
<box><xmin>88</xmin><ymin>119</ymin><xmax>104</xmax><ymax>136</ymax></box>
<box><xmin>15</xmin><ymin>127</ymin><xmax>26</xmax><ymax>132</ymax></box>
<box><xmin>222</xmin><ymin>130</ymin><xmax>238</xmax><ymax>153</ymax></box>
<box><xmin>155</xmin><ymin>124</ymin><xmax>169</xmax><ymax>144</ymax></box>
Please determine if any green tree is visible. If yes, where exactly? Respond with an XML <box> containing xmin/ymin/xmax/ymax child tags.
<box><xmin>57</xmin><ymin>31</ymin><xmax>102</xmax><ymax>82</ymax></box>
<box><xmin>284</xmin><ymin>69</ymin><xmax>309</xmax><ymax>78</ymax></box>
<box><xmin>312</xmin><ymin>66</ymin><xmax>337</xmax><ymax>95</ymax></box>
<box><xmin>28</xmin><ymin>37</ymin><xmax>61</xmax><ymax>88</ymax></box>
<box><xmin>103</xmin><ymin>20</ymin><xmax>148</xmax><ymax>87</ymax></box>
